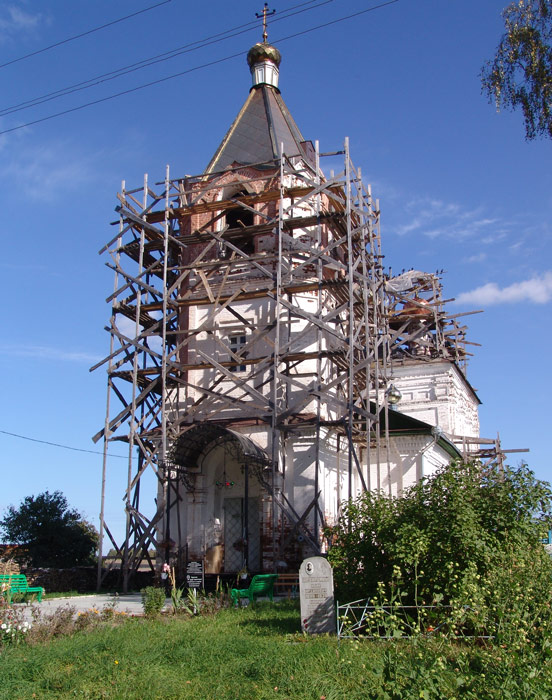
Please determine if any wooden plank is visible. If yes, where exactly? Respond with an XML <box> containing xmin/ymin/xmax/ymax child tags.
<box><xmin>197</xmin><ymin>270</ymin><xmax>215</xmax><ymax>303</ymax></box>
<box><xmin>92</xmin><ymin>375</ymin><xmax>160</xmax><ymax>443</ymax></box>
<box><xmin>196</xmin><ymin>349</ymin><xmax>269</xmax><ymax>406</ymax></box>
<box><xmin>138</xmin><ymin>279</ymin><xmax>349</xmax><ymax>312</ymax></box>
<box><xmin>144</xmin><ymin>185</ymin><xmax>324</xmax><ymax>223</ymax></box>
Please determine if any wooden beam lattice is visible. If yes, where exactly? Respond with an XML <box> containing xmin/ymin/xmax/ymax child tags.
<box><xmin>93</xmin><ymin>146</ymin><xmax>395</xmax><ymax>589</ymax></box>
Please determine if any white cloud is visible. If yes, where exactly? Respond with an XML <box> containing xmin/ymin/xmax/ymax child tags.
<box><xmin>391</xmin><ymin>195</ymin><xmax>501</xmax><ymax>242</ymax></box>
<box><xmin>0</xmin><ymin>344</ymin><xmax>101</xmax><ymax>363</ymax></box>
<box><xmin>480</xmin><ymin>233</ymin><xmax>507</xmax><ymax>245</ymax></box>
<box><xmin>464</xmin><ymin>252</ymin><xmax>487</xmax><ymax>264</ymax></box>
<box><xmin>0</xmin><ymin>5</ymin><xmax>42</xmax><ymax>40</ymax></box>
<box><xmin>0</xmin><ymin>139</ymin><xmax>106</xmax><ymax>202</ymax></box>
<box><xmin>115</xmin><ymin>315</ymin><xmax>140</xmax><ymax>338</ymax></box>
<box><xmin>112</xmin><ymin>315</ymin><xmax>163</xmax><ymax>356</ymax></box>
<box><xmin>455</xmin><ymin>271</ymin><xmax>552</xmax><ymax>306</ymax></box>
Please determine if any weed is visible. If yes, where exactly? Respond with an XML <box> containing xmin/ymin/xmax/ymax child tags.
<box><xmin>141</xmin><ymin>586</ymin><xmax>166</xmax><ymax>618</ymax></box>
<box><xmin>0</xmin><ymin>603</ymin><xmax>29</xmax><ymax>647</ymax></box>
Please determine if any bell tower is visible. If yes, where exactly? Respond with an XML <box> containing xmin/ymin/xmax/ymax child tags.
<box><xmin>158</xmin><ymin>29</ymin><xmax>387</xmax><ymax>576</ymax></box>
<box><xmin>94</xmin><ymin>16</ymin><xmax>484</xmax><ymax>590</ymax></box>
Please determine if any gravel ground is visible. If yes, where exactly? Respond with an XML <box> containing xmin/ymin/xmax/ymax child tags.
<box><xmin>14</xmin><ymin>593</ymin><xmax>157</xmax><ymax>622</ymax></box>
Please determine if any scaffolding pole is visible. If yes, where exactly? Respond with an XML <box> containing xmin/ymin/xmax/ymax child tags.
<box><xmin>92</xmin><ymin>142</ymin><xmax>413</xmax><ymax>585</ymax></box>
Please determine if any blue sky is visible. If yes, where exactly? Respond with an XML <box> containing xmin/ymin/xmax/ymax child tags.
<box><xmin>1</xmin><ymin>0</ymin><xmax>550</xmax><ymax>545</ymax></box>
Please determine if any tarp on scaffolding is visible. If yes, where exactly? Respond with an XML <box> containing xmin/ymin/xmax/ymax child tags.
<box><xmin>385</xmin><ymin>271</ymin><xmax>435</xmax><ymax>294</ymax></box>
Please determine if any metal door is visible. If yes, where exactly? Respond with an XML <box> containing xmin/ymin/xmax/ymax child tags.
<box><xmin>223</xmin><ymin>497</ymin><xmax>260</xmax><ymax>571</ymax></box>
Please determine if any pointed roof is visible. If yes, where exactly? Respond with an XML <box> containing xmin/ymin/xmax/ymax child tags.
<box><xmin>204</xmin><ymin>87</ymin><xmax>308</xmax><ymax>174</ymax></box>
<box><xmin>204</xmin><ymin>42</ymin><xmax>312</xmax><ymax>174</ymax></box>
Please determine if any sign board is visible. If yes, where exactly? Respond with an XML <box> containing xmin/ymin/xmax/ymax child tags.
<box><xmin>299</xmin><ymin>556</ymin><xmax>335</xmax><ymax>634</ymax></box>
<box><xmin>186</xmin><ymin>560</ymin><xmax>204</xmax><ymax>589</ymax></box>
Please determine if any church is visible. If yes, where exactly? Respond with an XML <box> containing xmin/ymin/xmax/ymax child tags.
<box><xmin>94</xmin><ymin>31</ymin><xmax>481</xmax><ymax>587</ymax></box>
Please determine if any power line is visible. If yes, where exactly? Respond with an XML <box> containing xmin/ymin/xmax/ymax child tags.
<box><xmin>0</xmin><ymin>429</ymin><xmax>130</xmax><ymax>460</ymax></box>
<box><xmin>0</xmin><ymin>0</ymin><xmax>173</xmax><ymax>70</ymax></box>
<box><xmin>0</xmin><ymin>0</ymin><xmax>399</xmax><ymax>136</ymax></box>
<box><xmin>0</xmin><ymin>51</ymin><xmax>244</xmax><ymax>136</ymax></box>
<box><xmin>0</xmin><ymin>0</ymin><xmax>331</xmax><ymax>118</ymax></box>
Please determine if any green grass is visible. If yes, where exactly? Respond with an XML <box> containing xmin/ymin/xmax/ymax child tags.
<box><xmin>1</xmin><ymin>601</ymin><xmax>552</xmax><ymax>699</ymax></box>
<box><xmin>43</xmin><ymin>590</ymin><xmax>98</xmax><ymax>600</ymax></box>
<box><xmin>6</xmin><ymin>590</ymin><xmax>98</xmax><ymax>602</ymax></box>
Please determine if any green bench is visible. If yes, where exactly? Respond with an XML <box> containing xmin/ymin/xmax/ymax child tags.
<box><xmin>231</xmin><ymin>574</ymin><xmax>278</xmax><ymax>607</ymax></box>
<box><xmin>0</xmin><ymin>574</ymin><xmax>44</xmax><ymax>603</ymax></box>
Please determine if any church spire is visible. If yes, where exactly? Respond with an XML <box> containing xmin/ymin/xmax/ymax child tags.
<box><xmin>203</xmin><ymin>5</ymin><xmax>311</xmax><ymax>174</ymax></box>
<box><xmin>247</xmin><ymin>4</ymin><xmax>281</xmax><ymax>89</ymax></box>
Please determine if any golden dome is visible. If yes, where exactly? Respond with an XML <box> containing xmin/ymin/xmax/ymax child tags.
<box><xmin>247</xmin><ymin>42</ymin><xmax>281</xmax><ymax>69</ymax></box>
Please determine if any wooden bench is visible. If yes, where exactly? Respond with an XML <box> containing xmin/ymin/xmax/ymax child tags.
<box><xmin>273</xmin><ymin>573</ymin><xmax>299</xmax><ymax>598</ymax></box>
<box><xmin>0</xmin><ymin>574</ymin><xmax>44</xmax><ymax>603</ymax></box>
<box><xmin>231</xmin><ymin>574</ymin><xmax>278</xmax><ymax>607</ymax></box>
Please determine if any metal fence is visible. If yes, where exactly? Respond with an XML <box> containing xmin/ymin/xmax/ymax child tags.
<box><xmin>337</xmin><ymin>598</ymin><xmax>494</xmax><ymax>640</ymax></box>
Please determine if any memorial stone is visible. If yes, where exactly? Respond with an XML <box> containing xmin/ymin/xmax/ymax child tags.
<box><xmin>299</xmin><ymin>556</ymin><xmax>335</xmax><ymax>634</ymax></box>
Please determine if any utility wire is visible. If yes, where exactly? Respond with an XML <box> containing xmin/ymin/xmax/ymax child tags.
<box><xmin>0</xmin><ymin>0</ymin><xmax>399</xmax><ymax>136</ymax></box>
<box><xmin>0</xmin><ymin>0</ymin><xmax>330</xmax><ymax>118</ymax></box>
<box><xmin>0</xmin><ymin>429</ymin><xmax>131</xmax><ymax>460</ymax></box>
<box><xmin>0</xmin><ymin>50</ymin><xmax>243</xmax><ymax>135</ymax></box>
<box><xmin>0</xmin><ymin>0</ymin><xmax>173</xmax><ymax>70</ymax></box>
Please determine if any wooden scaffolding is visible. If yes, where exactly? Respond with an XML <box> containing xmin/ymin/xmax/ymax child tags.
<box><xmin>92</xmin><ymin>139</ymin><xmax>394</xmax><ymax>589</ymax></box>
<box><xmin>92</xmin><ymin>137</ymin><xmax>519</xmax><ymax>589</ymax></box>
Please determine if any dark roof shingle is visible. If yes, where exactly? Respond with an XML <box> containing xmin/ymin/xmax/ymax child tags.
<box><xmin>204</xmin><ymin>85</ymin><xmax>308</xmax><ymax>174</ymax></box>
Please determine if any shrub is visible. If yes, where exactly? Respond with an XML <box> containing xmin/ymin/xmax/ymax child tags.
<box><xmin>141</xmin><ymin>586</ymin><xmax>166</xmax><ymax>617</ymax></box>
<box><xmin>327</xmin><ymin>461</ymin><xmax>552</xmax><ymax>644</ymax></box>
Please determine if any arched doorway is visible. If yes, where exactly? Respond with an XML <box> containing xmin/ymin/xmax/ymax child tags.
<box><xmin>169</xmin><ymin>425</ymin><xmax>272</xmax><ymax>573</ymax></box>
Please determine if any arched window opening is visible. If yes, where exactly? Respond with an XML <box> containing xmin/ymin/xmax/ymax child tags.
<box><xmin>222</xmin><ymin>189</ymin><xmax>255</xmax><ymax>258</ymax></box>
<box><xmin>225</xmin><ymin>190</ymin><xmax>255</xmax><ymax>230</ymax></box>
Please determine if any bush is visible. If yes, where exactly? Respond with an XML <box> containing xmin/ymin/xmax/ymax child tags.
<box><xmin>327</xmin><ymin>461</ymin><xmax>552</xmax><ymax>645</ymax></box>
<box><xmin>141</xmin><ymin>586</ymin><xmax>166</xmax><ymax>617</ymax></box>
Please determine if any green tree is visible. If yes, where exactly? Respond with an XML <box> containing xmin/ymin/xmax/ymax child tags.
<box><xmin>481</xmin><ymin>0</ymin><xmax>552</xmax><ymax>139</ymax></box>
<box><xmin>0</xmin><ymin>491</ymin><xmax>98</xmax><ymax>568</ymax></box>
<box><xmin>327</xmin><ymin>462</ymin><xmax>552</xmax><ymax>610</ymax></box>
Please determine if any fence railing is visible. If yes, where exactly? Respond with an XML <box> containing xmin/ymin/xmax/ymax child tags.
<box><xmin>336</xmin><ymin>599</ymin><xmax>494</xmax><ymax>640</ymax></box>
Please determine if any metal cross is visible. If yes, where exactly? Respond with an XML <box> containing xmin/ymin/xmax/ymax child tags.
<box><xmin>256</xmin><ymin>3</ymin><xmax>276</xmax><ymax>43</ymax></box>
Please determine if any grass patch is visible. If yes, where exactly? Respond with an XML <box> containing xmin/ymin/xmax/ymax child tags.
<box><xmin>1</xmin><ymin>600</ymin><xmax>551</xmax><ymax>699</ymax></box>
<box><xmin>43</xmin><ymin>590</ymin><xmax>98</xmax><ymax>600</ymax></box>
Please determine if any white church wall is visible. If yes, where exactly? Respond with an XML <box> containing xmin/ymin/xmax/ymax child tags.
<box><xmin>422</xmin><ymin>441</ymin><xmax>454</xmax><ymax>479</ymax></box>
<box><xmin>390</xmin><ymin>361</ymin><xmax>480</xmax><ymax>438</ymax></box>
<box><xmin>365</xmin><ymin>434</ymin><xmax>453</xmax><ymax>498</ymax></box>
<box><xmin>179</xmin><ymin>292</ymin><xmax>343</xmax><ymax>421</ymax></box>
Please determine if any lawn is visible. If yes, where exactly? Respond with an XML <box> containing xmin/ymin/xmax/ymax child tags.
<box><xmin>43</xmin><ymin>591</ymin><xmax>97</xmax><ymax>600</ymax></box>
<box><xmin>1</xmin><ymin>600</ymin><xmax>551</xmax><ymax>699</ymax></box>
